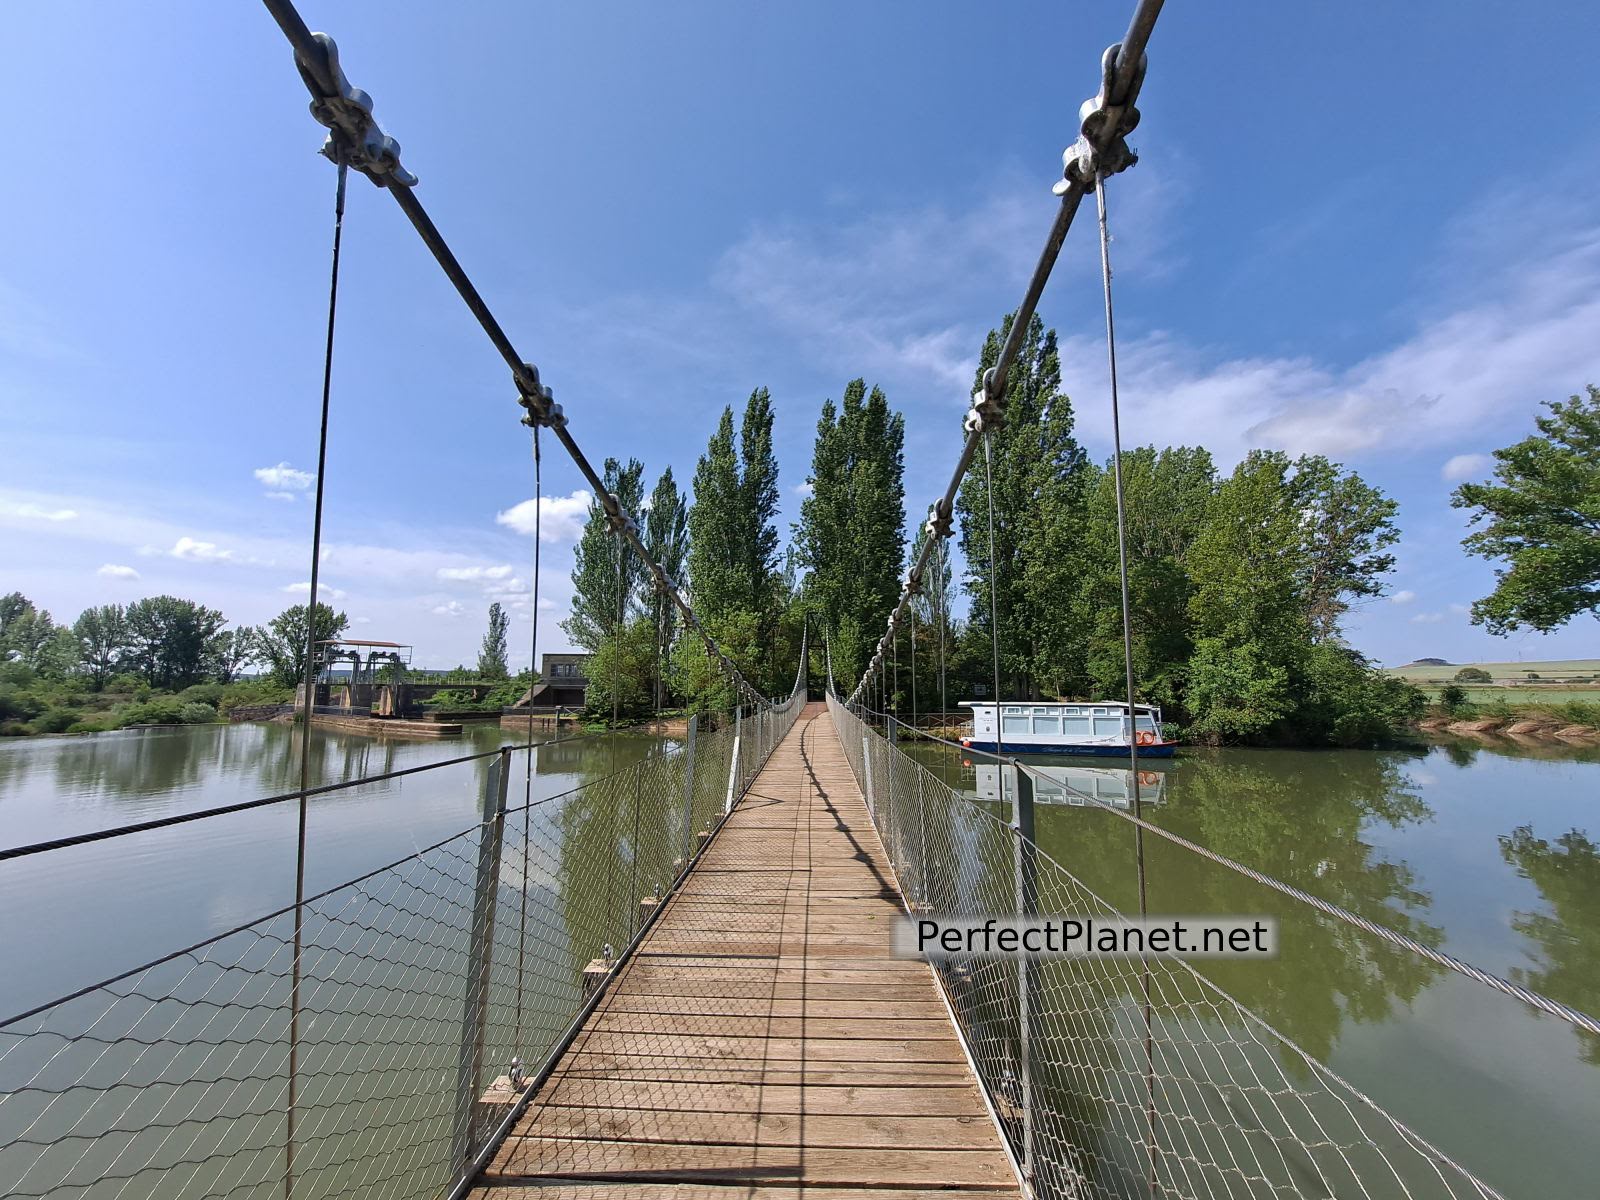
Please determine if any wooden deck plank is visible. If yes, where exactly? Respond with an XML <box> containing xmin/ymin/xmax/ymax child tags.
<box><xmin>469</xmin><ymin>704</ymin><xmax>1019</xmax><ymax>1198</ymax></box>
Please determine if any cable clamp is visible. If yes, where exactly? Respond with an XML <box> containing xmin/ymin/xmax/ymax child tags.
<box><xmin>1058</xmin><ymin>42</ymin><xmax>1145</xmax><ymax>191</ymax></box>
<box><xmin>298</xmin><ymin>34</ymin><xmax>417</xmax><ymax>187</ymax></box>
<box><xmin>601</xmin><ymin>494</ymin><xmax>638</xmax><ymax>539</ymax></box>
<box><xmin>964</xmin><ymin>367</ymin><xmax>1005</xmax><ymax>434</ymax></box>
<box><xmin>924</xmin><ymin>500</ymin><xmax>953</xmax><ymax>541</ymax></box>
<box><xmin>515</xmin><ymin>365</ymin><xmax>566</xmax><ymax>429</ymax></box>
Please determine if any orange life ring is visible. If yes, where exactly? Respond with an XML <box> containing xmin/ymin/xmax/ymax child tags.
<box><xmin>1135</xmin><ymin>730</ymin><xmax>1158</xmax><ymax>746</ymax></box>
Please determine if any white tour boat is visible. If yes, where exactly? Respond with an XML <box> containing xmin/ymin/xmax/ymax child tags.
<box><xmin>959</xmin><ymin>700</ymin><xmax>1178</xmax><ymax>758</ymax></box>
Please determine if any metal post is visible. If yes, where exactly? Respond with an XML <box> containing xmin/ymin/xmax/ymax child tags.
<box><xmin>679</xmin><ymin>715</ymin><xmax>698</xmax><ymax>869</ymax></box>
<box><xmin>451</xmin><ymin>747</ymin><xmax>511</xmax><ymax>1179</ymax></box>
<box><xmin>884</xmin><ymin>714</ymin><xmax>898</xmax><ymax>857</ymax></box>
<box><xmin>724</xmin><ymin>711</ymin><xmax>742</xmax><ymax>816</ymax></box>
<box><xmin>1012</xmin><ymin>764</ymin><xmax>1037</xmax><ymax>1184</ymax></box>
<box><xmin>861</xmin><ymin>735</ymin><xmax>876</xmax><ymax>820</ymax></box>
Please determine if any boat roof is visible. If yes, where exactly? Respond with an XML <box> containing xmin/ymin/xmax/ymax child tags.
<box><xmin>959</xmin><ymin>699</ymin><xmax>1160</xmax><ymax>712</ymax></box>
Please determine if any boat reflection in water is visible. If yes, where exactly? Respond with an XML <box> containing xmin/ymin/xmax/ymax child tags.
<box><xmin>967</xmin><ymin>760</ymin><xmax>1166</xmax><ymax>809</ymax></box>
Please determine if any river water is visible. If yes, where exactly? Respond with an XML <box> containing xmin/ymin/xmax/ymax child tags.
<box><xmin>905</xmin><ymin>734</ymin><xmax>1600</xmax><ymax>1197</ymax></box>
<box><xmin>2</xmin><ymin>722</ymin><xmax>1597</xmax><ymax>1196</ymax></box>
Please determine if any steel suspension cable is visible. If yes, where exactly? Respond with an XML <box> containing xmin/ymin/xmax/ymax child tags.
<box><xmin>1095</xmin><ymin>169</ymin><xmax>1157</xmax><ymax>1200</ymax></box>
<box><xmin>261</xmin><ymin>1</ymin><xmax>769</xmax><ymax>712</ymax></box>
<box><xmin>287</xmin><ymin>152</ymin><xmax>347</xmax><ymax>1200</ymax></box>
<box><xmin>842</xmin><ymin>0</ymin><xmax>1164</xmax><ymax>707</ymax></box>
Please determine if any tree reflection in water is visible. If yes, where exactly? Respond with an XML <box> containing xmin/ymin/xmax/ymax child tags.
<box><xmin>1500</xmin><ymin>825</ymin><xmax>1600</xmax><ymax>1065</ymax></box>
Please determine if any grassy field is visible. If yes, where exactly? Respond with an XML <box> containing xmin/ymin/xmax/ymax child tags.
<box><xmin>1385</xmin><ymin>658</ymin><xmax>1600</xmax><ymax>684</ymax></box>
<box><xmin>1381</xmin><ymin>659</ymin><xmax>1600</xmax><ymax>712</ymax></box>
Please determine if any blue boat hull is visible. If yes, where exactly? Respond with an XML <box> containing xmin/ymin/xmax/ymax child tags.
<box><xmin>963</xmin><ymin>740</ymin><xmax>1177</xmax><ymax>759</ymax></box>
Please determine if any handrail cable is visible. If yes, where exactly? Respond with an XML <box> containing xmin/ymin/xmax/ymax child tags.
<box><xmin>260</xmin><ymin>0</ymin><xmax>768</xmax><ymax>710</ymax></box>
<box><xmin>845</xmin><ymin>0</ymin><xmax>1163</xmax><ymax>706</ymax></box>
<box><xmin>854</xmin><ymin>705</ymin><xmax>1600</xmax><ymax>1039</ymax></box>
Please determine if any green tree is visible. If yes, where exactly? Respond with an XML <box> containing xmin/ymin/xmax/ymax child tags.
<box><xmin>1454</xmin><ymin>666</ymin><xmax>1492</xmax><ymax>683</ymax></box>
<box><xmin>1291</xmin><ymin>454</ymin><xmax>1401</xmax><ymax>639</ymax></box>
<box><xmin>797</xmin><ymin>379</ymin><xmax>906</xmax><ymax>686</ymax></box>
<box><xmin>0</xmin><ymin>593</ymin><xmax>59</xmax><ymax>671</ymax></box>
<box><xmin>563</xmin><ymin>458</ymin><xmax>647</xmax><ymax>652</ymax></box>
<box><xmin>1438</xmin><ymin>683</ymin><xmax>1468</xmax><ymax>710</ymax></box>
<box><xmin>584</xmin><ymin>617</ymin><xmax>658</xmax><ymax>721</ymax></box>
<box><xmin>957</xmin><ymin>314</ymin><xmax>1088</xmax><ymax>700</ymax></box>
<box><xmin>1452</xmin><ymin>386</ymin><xmax>1600</xmax><ymax>634</ymax></box>
<box><xmin>251</xmin><ymin>602</ymin><xmax>349</xmax><ymax>688</ymax></box>
<box><xmin>477</xmin><ymin>602</ymin><xmax>510</xmax><ymax>678</ymax></box>
<box><xmin>1075</xmin><ymin>446</ymin><xmax>1216</xmax><ymax>709</ymax></box>
<box><xmin>1186</xmin><ymin>452</ymin><xmax>1414</xmax><ymax>743</ymax></box>
<box><xmin>688</xmin><ymin>407</ymin><xmax>748</xmax><ymax>624</ymax></box>
<box><xmin>644</xmin><ymin>465</ymin><xmax>689</xmax><ymax>705</ymax></box>
<box><xmin>124</xmin><ymin>596</ymin><xmax>227</xmax><ymax>690</ymax></box>
<box><xmin>74</xmin><ymin>603</ymin><xmax>131</xmax><ymax>688</ymax></box>
<box><xmin>686</xmin><ymin>392</ymin><xmax>787</xmax><ymax>695</ymax></box>
<box><xmin>209</xmin><ymin>627</ymin><xmax>256</xmax><ymax>683</ymax></box>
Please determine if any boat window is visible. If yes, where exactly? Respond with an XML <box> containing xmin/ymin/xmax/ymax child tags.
<box><xmin>1005</xmin><ymin>706</ymin><xmax>1024</xmax><ymax>715</ymax></box>
<box><xmin>1064</xmin><ymin>715</ymin><xmax>1091</xmax><ymax>736</ymax></box>
<box><xmin>1092</xmin><ymin>708</ymin><xmax>1108</xmax><ymax>716</ymax></box>
<box><xmin>1135</xmin><ymin>716</ymin><xmax>1157</xmax><ymax>732</ymax></box>
<box><xmin>1002</xmin><ymin>713</ymin><xmax>1030</xmax><ymax>737</ymax></box>
<box><xmin>1093</xmin><ymin>716</ymin><xmax>1124</xmax><ymax>737</ymax></box>
<box><xmin>1032</xmin><ymin>714</ymin><xmax>1060</xmax><ymax>735</ymax></box>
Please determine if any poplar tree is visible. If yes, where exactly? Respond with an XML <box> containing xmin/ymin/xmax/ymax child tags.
<box><xmin>797</xmin><ymin>379</ymin><xmax>906</xmax><ymax>686</ymax></box>
<box><xmin>644</xmin><ymin>465</ymin><xmax>689</xmax><ymax>704</ymax></box>
<box><xmin>477</xmin><ymin>602</ymin><xmax>510</xmax><ymax>678</ymax></box>
<box><xmin>956</xmin><ymin>313</ymin><xmax>1087</xmax><ymax>699</ymax></box>
<box><xmin>562</xmin><ymin>457</ymin><xmax>646</xmax><ymax>652</ymax></box>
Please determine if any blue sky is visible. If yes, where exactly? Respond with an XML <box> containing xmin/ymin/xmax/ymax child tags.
<box><xmin>3</xmin><ymin>2</ymin><xmax>1598</xmax><ymax>671</ymax></box>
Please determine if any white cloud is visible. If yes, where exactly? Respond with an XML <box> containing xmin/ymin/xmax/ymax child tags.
<box><xmin>96</xmin><ymin>563</ymin><xmax>140</xmax><ymax>580</ymax></box>
<box><xmin>1409</xmin><ymin>612</ymin><xmax>1446</xmax><ymax>624</ymax></box>
<box><xmin>1061</xmin><ymin>205</ymin><xmax>1600</xmax><ymax>464</ymax></box>
<box><xmin>436</xmin><ymin>564</ymin><xmax>515</xmax><ymax>583</ymax></box>
<box><xmin>254</xmin><ymin>462</ymin><xmax>314</xmax><ymax>491</ymax></box>
<box><xmin>496</xmin><ymin>490</ymin><xmax>593</xmax><ymax>542</ymax></box>
<box><xmin>2</xmin><ymin>501</ymin><xmax>78</xmax><ymax>522</ymax></box>
<box><xmin>1441</xmin><ymin>453</ymin><xmax>1493</xmax><ymax>481</ymax></box>
<box><xmin>431</xmin><ymin>601</ymin><xmax>466</xmax><ymax>618</ymax></box>
<box><xmin>282</xmin><ymin>581</ymin><xmax>347</xmax><ymax>599</ymax></box>
<box><xmin>1389</xmin><ymin>590</ymin><xmax>1416</xmax><ymax>605</ymax></box>
<box><xmin>264</xmin><ymin>491</ymin><xmax>297</xmax><ymax>503</ymax></box>
<box><xmin>792</xmin><ymin>481</ymin><xmax>814</xmax><ymax>498</ymax></box>
<box><xmin>169</xmin><ymin>536</ymin><xmax>233</xmax><ymax>563</ymax></box>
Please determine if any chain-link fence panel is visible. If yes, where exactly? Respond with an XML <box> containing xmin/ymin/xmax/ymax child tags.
<box><xmin>0</xmin><ymin>682</ymin><xmax>808</xmax><ymax>1200</ymax></box>
<box><xmin>829</xmin><ymin>695</ymin><xmax>1506</xmax><ymax>1200</ymax></box>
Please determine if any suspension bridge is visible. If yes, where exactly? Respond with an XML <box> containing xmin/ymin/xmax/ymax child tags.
<box><xmin>1</xmin><ymin>2</ymin><xmax>1595</xmax><ymax>1198</ymax></box>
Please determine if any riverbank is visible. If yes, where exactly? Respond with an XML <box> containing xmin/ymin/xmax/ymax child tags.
<box><xmin>1417</xmin><ymin>712</ymin><xmax>1600</xmax><ymax>743</ymax></box>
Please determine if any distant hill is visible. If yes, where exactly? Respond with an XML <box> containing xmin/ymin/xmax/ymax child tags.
<box><xmin>1401</xmin><ymin>657</ymin><xmax>1452</xmax><ymax>667</ymax></box>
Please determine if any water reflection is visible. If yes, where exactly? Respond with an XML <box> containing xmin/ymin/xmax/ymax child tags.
<box><xmin>1500</xmin><ymin>825</ymin><xmax>1600</xmax><ymax>1064</ymax></box>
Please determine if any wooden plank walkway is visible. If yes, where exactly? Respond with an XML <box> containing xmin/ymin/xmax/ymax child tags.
<box><xmin>472</xmin><ymin>703</ymin><xmax>1021</xmax><ymax>1199</ymax></box>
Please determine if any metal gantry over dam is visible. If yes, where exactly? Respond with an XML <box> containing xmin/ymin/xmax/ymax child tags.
<box><xmin>1</xmin><ymin>2</ymin><xmax>1595</xmax><ymax>1199</ymax></box>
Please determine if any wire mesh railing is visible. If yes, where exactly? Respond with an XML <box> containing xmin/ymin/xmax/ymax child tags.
<box><xmin>828</xmin><ymin>694</ymin><xmax>1506</xmax><ymax>1200</ymax></box>
<box><xmin>0</xmin><ymin>685</ymin><xmax>805</xmax><ymax>1200</ymax></box>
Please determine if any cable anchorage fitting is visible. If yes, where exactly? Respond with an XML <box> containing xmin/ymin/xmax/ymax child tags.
<box><xmin>1059</xmin><ymin>42</ymin><xmax>1146</xmax><ymax>191</ymax></box>
<box><xmin>515</xmin><ymin>364</ymin><xmax>566</xmax><ymax>429</ymax></box>
<box><xmin>296</xmin><ymin>33</ymin><xmax>417</xmax><ymax>187</ymax></box>
<box><xmin>924</xmin><ymin>499</ymin><xmax>953</xmax><ymax>541</ymax></box>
